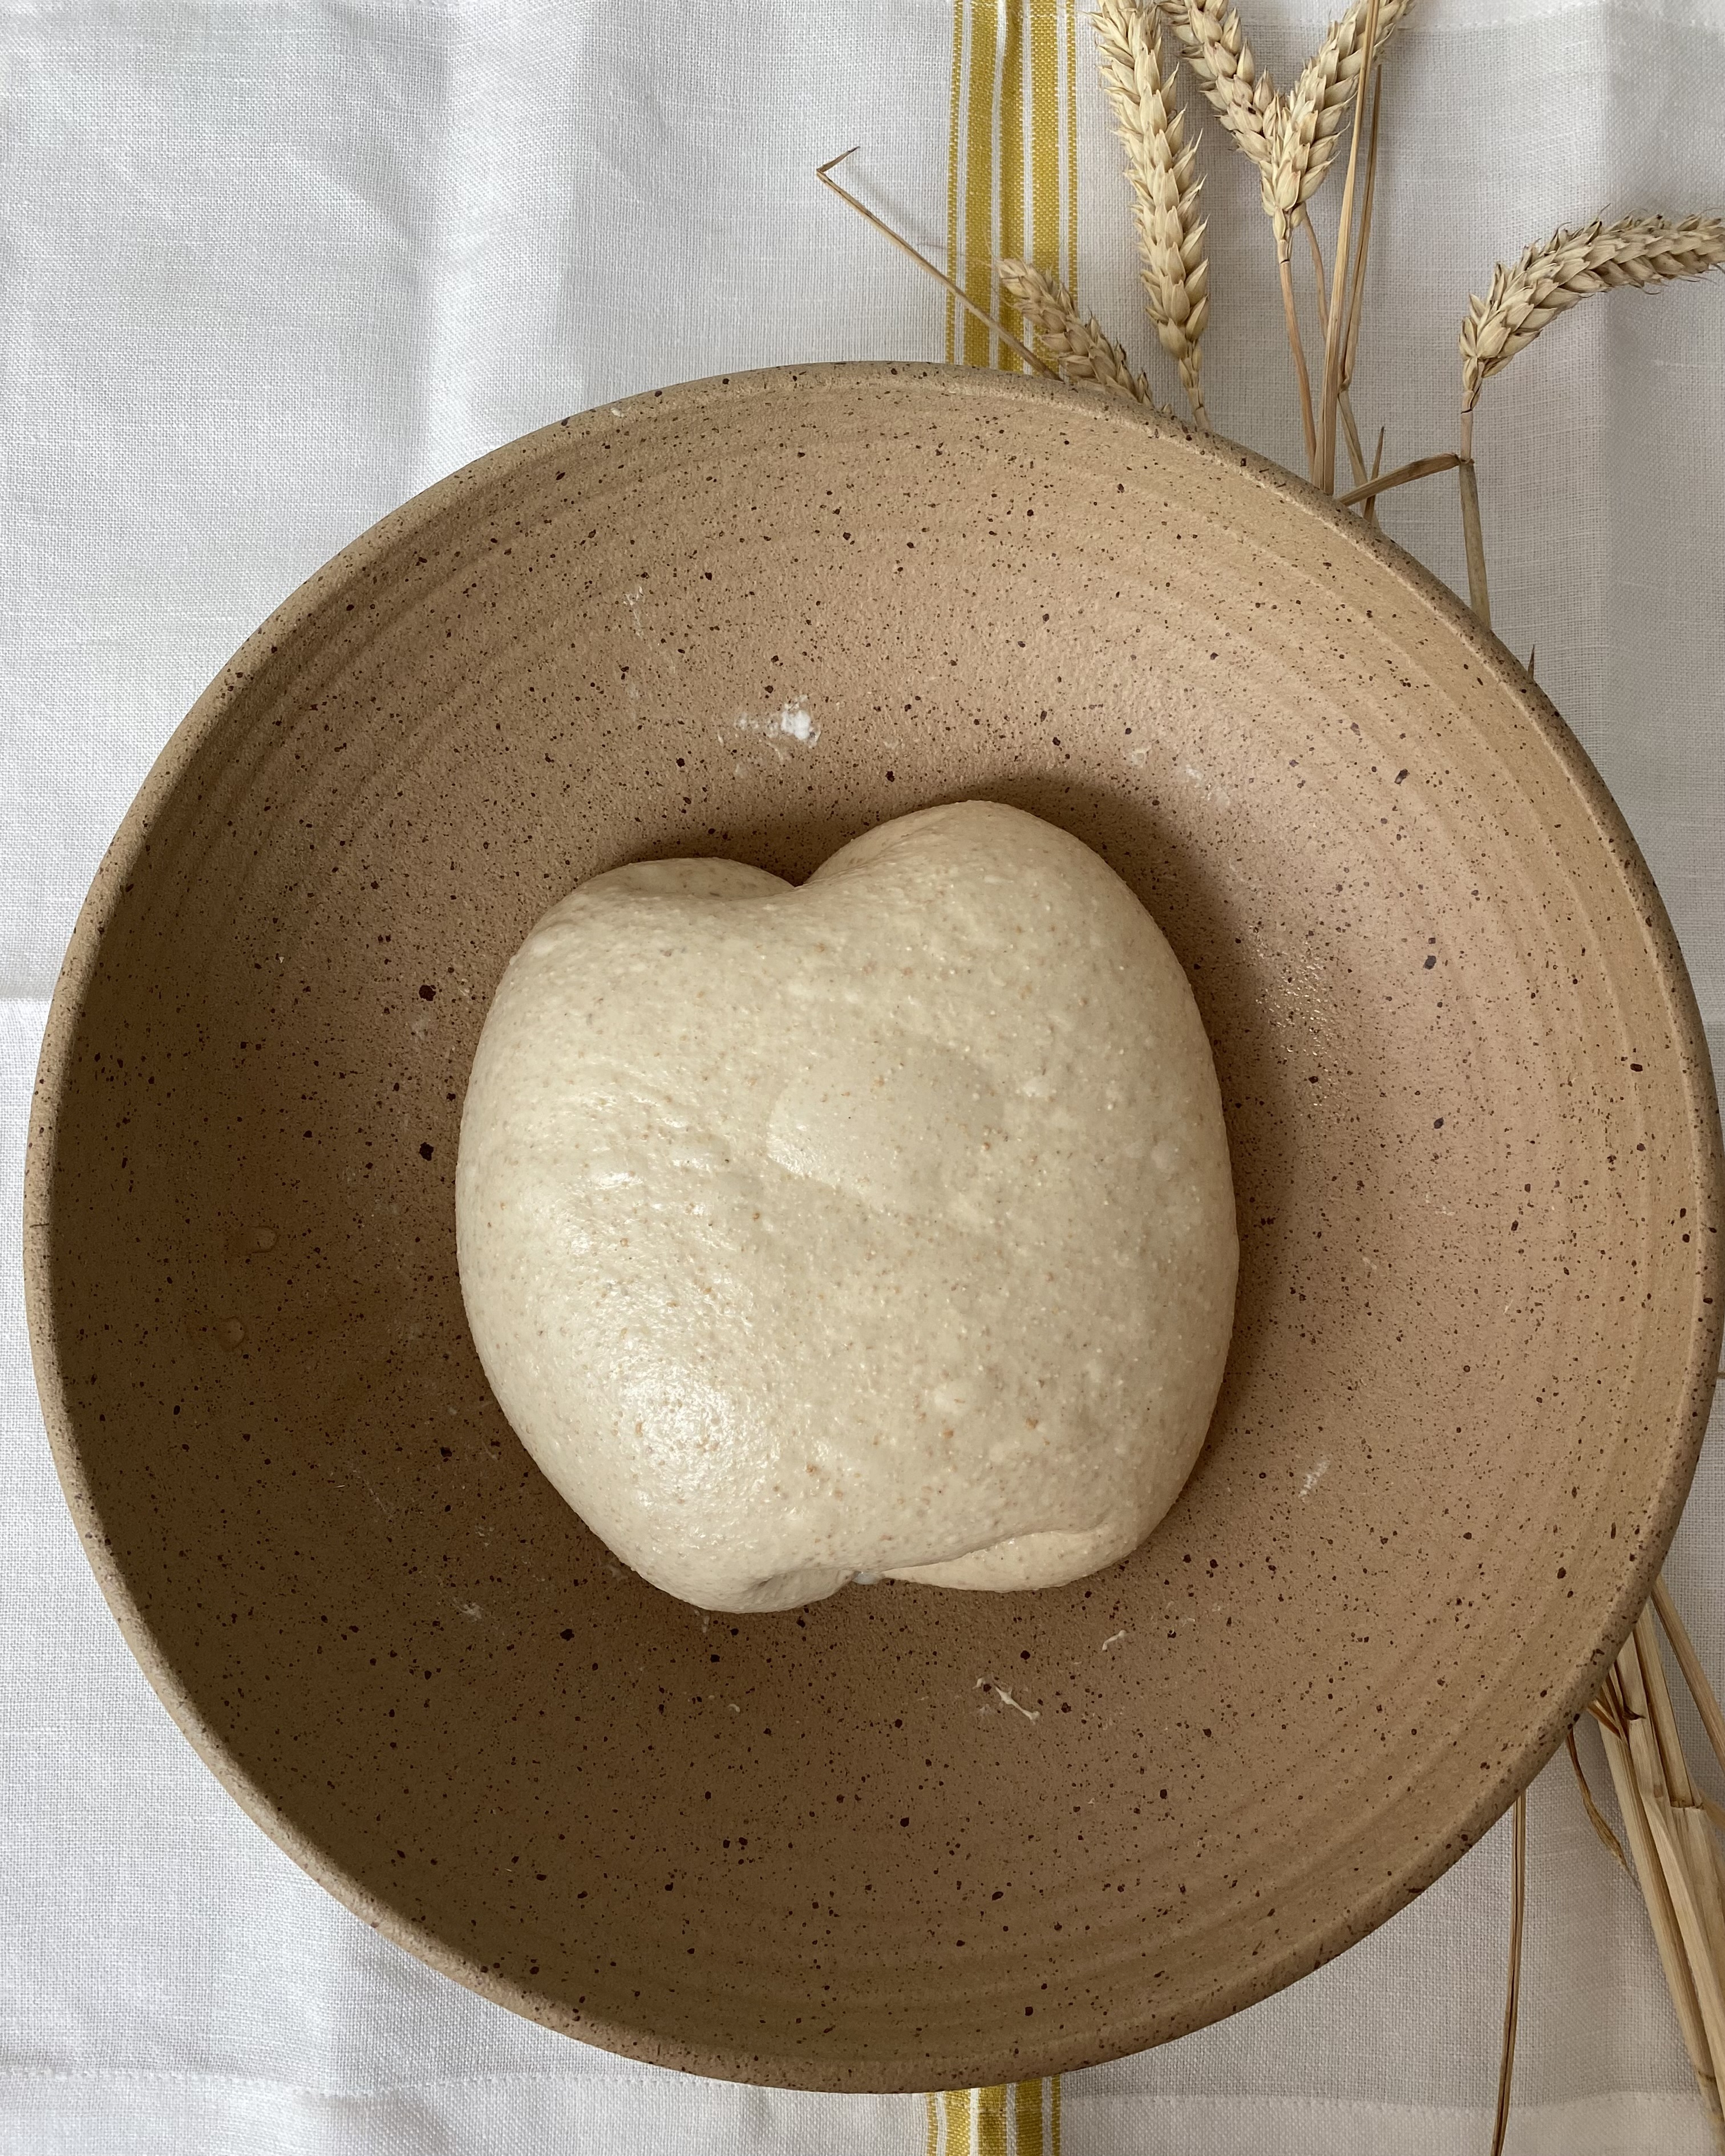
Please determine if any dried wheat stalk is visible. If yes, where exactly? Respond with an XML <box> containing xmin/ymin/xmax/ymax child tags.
<box><xmin>815</xmin><ymin>149</ymin><xmax>1058</xmax><ymax>378</ymax></box>
<box><xmin>1311</xmin><ymin>0</ymin><xmax>1381</xmax><ymax>492</ymax></box>
<box><xmin>1654</xmin><ymin>1578</ymin><xmax>1725</xmax><ymax>1775</ymax></box>
<box><xmin>1335</xmin><ymin>449</ymin><xmax>1457</xmax><ymax>506</ymax></box>
<box><xmin>1270</xmin><ymin>0</ymin><xmax>1406</xmax><ymax>260</ymax></box>
<box><xmin>1654</xmin><ymin>1580</ymin><xmax>1725</xmax><ymax>2006</ymax></box>
<box><xmin>1297</xmin><ymin>184</ymin><xmax>1374</xmax><ymax>490</ymax></box>
<box><xmin>1157</xmin><ymin>0</ymin><xmax>1295</xmax><ymax>449</ymax></box>
<box><xmin>1094</xmin><ymin>0</ymin><xmax>1210</xmax><ymax>428</ymax></box>
<box><xmin>1588</xmin><ymin>1614</ymin><xmax>1725</xmax><ymax>2154</ymax></box>
<box><xmin>1461</xmin><ymin>214</ymin><xmax>1725</xmax><ymax>418</ymax></box>
<box><xmin>1362</xmin><ymin>420</ymin><xmax>1384</xmax><ymax>528</ymax></box>
<box><xmin>1157</xmin><ymin>1</ymin><xmax>1310</xmax><ymax>468</ymax></box>
<box><xmin>1342</xmin><ymin>69</ymin><xmax>1383</xmax><ymax>390</ymax></box>
<box><xmin>1489</xmin><ymin>1791</ymin><xmax>1527</xmax><ymax>2156</ymax></box>
<box><xmin>1596</xmin><ymin>1671</ymin><xmax>1723</xmax><ymax>2144</ymax></box>
<box><xmin>1456</xmin><ymin>212</ymin><xmax>1725</xmax><ymax>625</ymax></box>
<box><xmin>1636</xmin><ymin>1610</ymin><xmax>1725</xmax><ymax>2000</ymax></box>
<box><xmin>1158</xmin><ymin>1</ymin><xmax>1404</xmax><ymax>480</ymax></box>
<box><xmin>998</xmin><ymin>258</ymin><xmax>1170</xmax><ymax>410</ymax></box>
<box><xmin>816</xmin><ymin>151</ymin><xmax>1165</xmax><ymax>415</ymax></box>
<box><xmin>1568</xmin><ymin>1727</ymin><xmax>1630</xmax><ymax>1873</ymax></box>
<box><xmin>1159</xmin><ymin>0</ymin><xmax>1406</xmax><ymax>254</ymax></box>
<box><xmin>1456</xmin><ymin>455</ymin><xmax>1491</xmax><ymax>622</ymax></box>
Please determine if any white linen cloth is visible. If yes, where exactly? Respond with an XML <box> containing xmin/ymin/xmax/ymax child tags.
<box><xmin>2</xmin><ymin>2</ymin><xmax>1722</xmax><ymax>2149</ymax></box>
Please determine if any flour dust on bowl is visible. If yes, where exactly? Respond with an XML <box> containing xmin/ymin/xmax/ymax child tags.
<box><xmin>24</xmin><ymin>365</ymin><xmax>1723</xmax><ymax>2093</ymax></box>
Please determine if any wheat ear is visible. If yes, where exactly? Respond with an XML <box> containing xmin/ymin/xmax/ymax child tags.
<box><xmin>1461</xmin><ymin>213</ymin><xmax>1725</xmax><ymax>414</ymax></box>
<box><xmin>998</xmin><ymin>260</ymin><xmax>1169</xmax><ymax>411</ymax></box>
<box><xmin>1159</xmin><ymin>3</ymin><xmax>1307</xmax><ymax>464</ymax></box>
<box><xmin>1269</xmin><ymin>0</ymin><xmax>1407</xmax><ymax>260</ymax></box>
<box><xmin>1456</xmin><ymin>212</ymin><xmax>1725</xmax><ymax>624</ymax></box>
<box><xmin>1095</xmin><ymin>0</ymin><xmax>1210</xmax><ymax>428</ymax></box>
<box><xmin>1157</xmin><ymin>0</ymin><xmax>1277</xmax><ymax>179</ymax></box>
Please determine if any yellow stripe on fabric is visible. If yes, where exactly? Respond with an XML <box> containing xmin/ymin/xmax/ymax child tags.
<box><xmin>1029</xmin><ymin>3</ymin><xmax>1060</xmax><ymax>277</ymax></box>
<box><xmin>931</xmin><ymin>2073</ymin><xmax>1059</xmax><ymax>2151</ymax></box>
<box><xmin>948</xmin><ymin>0</ymin><xmax>1075</xmax><ymax>371</ymax></box>
<box><xmin>945</xmin><ymin>0</ymin><xmax>966</xmax><ymax>361</ymax></box>
<box><xmin>1014</xmin><ymin>2078</ymin><xmax>1046</xmax><ymax>2155</ymax></box>
<box><xmin>996</xmin><ymin>2</ymin><xmax>1027</xmax><ymax>371</ymax></box>
<box><xmin>962</xmin><ymin>1</ymin><xmax>1001</xmax><ymax>367</ymax></box>
<box><xmin>1064</xmin><ymin>1</ymin><xmax>1079</xmax><ymax>303</ymax></box>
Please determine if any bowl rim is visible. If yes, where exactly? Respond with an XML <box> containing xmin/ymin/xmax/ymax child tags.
<box><xmin>22</xmin><ymin>359</ymin><xmax>1725</xmax><ymax>2090</ymax></box>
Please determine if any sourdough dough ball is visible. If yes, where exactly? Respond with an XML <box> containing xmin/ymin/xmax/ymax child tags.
<box><xmin>456</xmin><ymin>801</ymin><xmax>1237</xmax><ymax>1613</ymax></box>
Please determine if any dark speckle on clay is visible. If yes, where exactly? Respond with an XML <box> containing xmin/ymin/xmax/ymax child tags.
<box><xmin>21</xmin><ymin>363</ymin><xmax>1723</xmax><ymax>2098</ymax></box>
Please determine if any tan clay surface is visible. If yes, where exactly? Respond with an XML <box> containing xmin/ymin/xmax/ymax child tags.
<box><xmin>23</xmin><ymin>364</ymin><xmax>1724</xmax><ymax>2091</ymax></box>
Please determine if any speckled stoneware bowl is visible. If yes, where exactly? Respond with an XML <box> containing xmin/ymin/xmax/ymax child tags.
<box><xmin>25</xmin><ymin>364</ymin><xmax>1724</xmax><ymax>2092</ymax></box>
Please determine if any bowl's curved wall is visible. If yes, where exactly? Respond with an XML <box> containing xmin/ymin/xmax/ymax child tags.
<box><xmin>24</xmin><ymin>364</ymin><xmax>1724</xmax><ymax>2090</ymax></box>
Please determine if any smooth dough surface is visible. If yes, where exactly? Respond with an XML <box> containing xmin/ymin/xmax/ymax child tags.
<box><xmin>456</xmin><ymin>801</ymin><xmax>1238</xmax><ymax>1612</ymax></box>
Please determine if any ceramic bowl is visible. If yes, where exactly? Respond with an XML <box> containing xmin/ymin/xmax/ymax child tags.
<box><xmin>25</xmin><ymin>365</ymin><xmax>1723</xmax><ymax>2091</ymax></box>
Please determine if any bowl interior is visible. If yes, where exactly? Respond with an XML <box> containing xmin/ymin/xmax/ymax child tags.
<box><xmin>27</xmin><ymin>365</ymin><xmax>1723</xmax><ymax>2091</ymax></box>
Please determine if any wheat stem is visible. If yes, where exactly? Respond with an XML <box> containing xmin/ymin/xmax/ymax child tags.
<box><xmin>1336</xmin><ymin>451</ymin><xmax>1460</xmax><ymax>506</ymax></box>
<box><xmin>1645</xmin><ymin>1586</ymin><xmax>1725</xmax><ymax>2070</ymax></box>
<box><xmin>1296</xmin><ymin>211</ymin><xmax>1367</xmax><ymax>488</ymax></box>
<box><xmin>1489</xmin><ymin>1790</ymin><xmax>1527</xmax><ymax>2156</ymax></box>
<box><xmin>1315</xmin><ymin>0</ymin><xmax>1380</xmax><ymax>492</ymax></box>
<box><xmin>1620</xmin><ymin>1634</ymin><xmax>1725</xmax><ymax>2148</ymax></box>
<box><xmin>1568</xmin><ymin>1727</ymin><xmax>1631</xmax><ymax>1874</ymax></box>
<box><xmin>1639</xmin><ymin>1610</ymin><xmax>1698</xmax><ymax>1805</ymax></box>
<box><xmin>1096</xmin><ymin>0</ymin><xmax>1210</xmax><ymax>427</ymax></box>
<box><xmin>1336</xmin><ymin>390</ymin><xmax>1369</xmax><ymax>488</ymax></box>
<box><xmin>816</xmin><ymin>149</ymin><xmax>1057</xmax><ymax>377</ymax></box>
<box><xmin>1639</xmin><ymin>1614</ymin><xmax>1725</xmax><ymax>2033</ymax></box>
<box><xmin>1654</xmin><ymin>1577</ymin><xmax>1725</xmax><ymax>1790</ymax></box>
<box><xmin>1335</xmin><ymin>82</ymin><xmax>1384</xmax><ymax>497</ymax></box>
<box><xmin>1362</xmin><ymin>422</ymin><xmax>1386</xmax><ymax>529</ymax></box>
<box><xmin>1300</xmin><ymin>208</ymin><xmax>1327</xmax><ymax>318</ymax></box>
<box><xmin>1598</xmin><ymin>1693</ymin><xmax>1725</xmax><ymax>2142</ymax></box>
<box><xmin>1273</xmin><ymin>253</ymin><xmax>1319</xmax><ymax>479</ymax></box>
<box><xmin>1457</xmin><ymin>463</ymin><xmax>1489</xmax><ymax>621</ymax></box>
<box><xmin>1646</xmin><ymin>1798</ymin><xmax>1725</xmax><ymax>2128</ymax></box>
<box><xmin>1456</xmin><ymin>402</ymin><xmax>1491</xmax><ymax>624</ymax></box>
<box><xmin>1343</xmin><ymin>69</ymin><xmax>1383</xmax><ymax>388</ymax></box>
